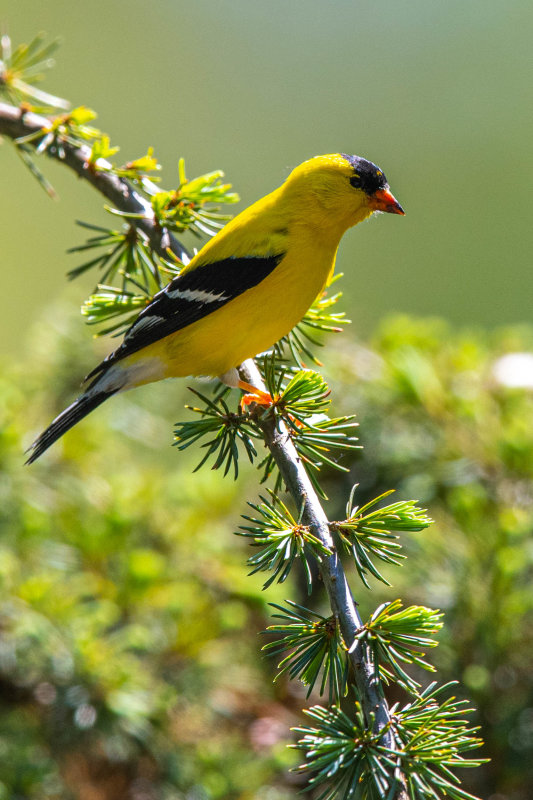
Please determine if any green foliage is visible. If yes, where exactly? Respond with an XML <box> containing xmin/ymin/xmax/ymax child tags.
<box><xmin>0</xmin><ymin>323</ymin><xmax>292</xmax><ymax>798</ymax></box>
<box><xmin>282</xmin><ymin>414</ymin><xmax>359</xmax><ymax>499</ymax></box>
<box><xmin>174</xmin><ymin>387</ymin><xmax>260</xmax><ymax>478</ymax></box>
<box><xmin>16</xmin><ymin>105</ymin><xmax>100</xmax><ymax>151</ymax></box>
<box><xmin>81</xmin><ymin>285</ymin><xmax>150</xmax><ymax>337</ymax></box>
<box><xmin>353</xmin><ymin>600</ymin><xmax>443</xmax><ymax>692</ymax></box>
<box><xmin>270</xmin><ymin>368</ymin><xmax>332</xmax><ymax>422</ymax></box>
<box><xmin>68</xmin><ymin>221</ymin><xmax>168</xmax><ymax>333</ymax></box>
<box><xmin>294</xmin><ymin>702</ymin><xmax>392</xmax><ymax>800</ymax></box>
<box><xmin>238</xmin><ymin>492</ymin><xmax>331</xmax><ymax>590</ymax></box>
<box><xmin>293</xmin><ymin>683</ymin><xmax>486</xmax><ymax>800</ymax></box>
<box><xmin>0</xmin><ymin>32</ymin><xmax>67</xmax><ymax>112</ymax></box>
<box><xmin>70</xmin><ymin>219</ymin><xmax>158</xmax><ymax>274</ymax></box>
<box><xmin>113</xmin><ymin>146</ymin><xmax>162</xmax><ymax>181</ymax></box>
<box><xmin>257</xmin><ymin>368</ymin><xmax>360</xmax><ymax>498</ymax></box>
<box><xmin>331</xmin><ymin>488</ymin><xmax>432</xmax><ymax>587</ymax></box>
<box><xmin>263</xmin><ymin>602</ymin><xmax>348</xmax><ymax>703</ymax></box>
<box><xmin>328</xmin><ymin>316</ymin><xmax>533</xmax><ymax>796</ymax></box>
<box><xmin>172</xmin><ymin>369</ymin><xmax>359</xmax><ymax>499</ymax></box>
<box><xmin>4</xmin><ymin>308</ymin><xmax>531</xmax><ymax>797</ymax></box>
<box><xmin>150</xmin><ymin>158</ymin><xmax>239</xmax><ymax>237</ymax></box>
<box><xmin>87</xmin><ymin>132</ymin><xmax>120</xmax><ymax>165</ymax></box>
<box><xmin>393</xmin><ymin>682</ymin><xmax>488</xmax><ymax>799</ymax></box>
<box><xmin>0</xmin><ymin>33</ymin><xmax>79</xmax><ymax>197</ymax></box>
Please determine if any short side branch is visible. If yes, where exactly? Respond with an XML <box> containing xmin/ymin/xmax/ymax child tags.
<box><xmin>0</xmin><ymin>101</ymin><xmax>190</xmax><ymax>264</ymax></box>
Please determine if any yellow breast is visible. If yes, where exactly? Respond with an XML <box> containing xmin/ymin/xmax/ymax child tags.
<box><xmin>128</xmin><ymin>235</ymin><xmax>338</xmax><ymax>379</ymax></box>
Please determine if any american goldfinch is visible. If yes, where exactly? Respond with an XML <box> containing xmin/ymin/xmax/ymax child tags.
<box><xmin>26</xmin><ymin>153</ymin><xmax>403</xmax><ymax>463</ymax></box>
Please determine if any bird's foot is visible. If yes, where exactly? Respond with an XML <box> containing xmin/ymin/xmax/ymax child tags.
<box><xmin>238</xmin><ymin>380</ymin><xmax>274</xmax><ymax>410</ymax></box>
<box><xmin>237</xmin><ymin>380</ymin><xmax>304</xmax><ymax>428</ymax></box>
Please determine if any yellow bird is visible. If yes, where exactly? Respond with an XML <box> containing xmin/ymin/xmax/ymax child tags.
<box><xmin>26</xmin><ymin>153</ymin><xmax>403</xmax><ymax>463</ymax></box>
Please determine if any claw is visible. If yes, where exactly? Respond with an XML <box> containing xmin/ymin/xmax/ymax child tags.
<box><xmin>238</xmin><ymin>380</ymin><xmax>274</xmax><ymax>411</ymax></box>
<box><xmin>236</xmin><ymin>380</ymin><xmax>305</xmax><ymax>429</ymax></box>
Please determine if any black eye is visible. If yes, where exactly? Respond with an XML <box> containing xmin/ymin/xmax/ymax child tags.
<box><xmin>350</xmin><ymin>174</ymin><xmax>363</xmax><ymax>189</ymax></box>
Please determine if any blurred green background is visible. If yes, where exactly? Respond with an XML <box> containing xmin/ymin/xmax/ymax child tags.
<box><xmin>1</xmin><ymin>3</ymin><xmax>533</xmax><ymax>800</ymax></box>
<box><xmin>2</xmin><ymin>0</ymin><xmax>533</xmax><ymax>354</ymax></box>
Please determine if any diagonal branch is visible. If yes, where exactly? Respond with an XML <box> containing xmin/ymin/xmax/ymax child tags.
<box><xmin>0</xmin><ymin>101</ymin><xmax>191</xmax><ymax>264</ymax></box>
<box><xmin>1</xmin><ymin>98</ymin><xmax>406</xmax><ymax>796</ymax></box>
<box><xmin>239</xmin><ymin>362</ymin><xmax>407</xmax><ymax>793</ymax></box>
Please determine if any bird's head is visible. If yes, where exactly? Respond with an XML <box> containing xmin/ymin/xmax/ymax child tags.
<box><xmin>283</xmin><ymin>153</ymin><xmax>404</xmax><ymax>232</ymax></box>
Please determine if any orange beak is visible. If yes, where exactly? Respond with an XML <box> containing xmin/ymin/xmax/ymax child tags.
<box><xmin>368</xmin><ymin>188</ymin><xmax>405</xmax><ymax>215</ymax></box>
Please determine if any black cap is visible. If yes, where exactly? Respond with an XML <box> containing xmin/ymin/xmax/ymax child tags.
<box><xmin>341</xmin><ymin>154</ymin><xmax>388</xmax><ymax>195</ymax></box>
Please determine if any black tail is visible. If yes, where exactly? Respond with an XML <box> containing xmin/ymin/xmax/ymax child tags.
<box><xmin>25</xmin><ymin>388</ymin><xmax>118</xmax><ymax>464</ymax></box>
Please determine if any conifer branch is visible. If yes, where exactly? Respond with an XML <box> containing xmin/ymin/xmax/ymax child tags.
<box><xmin>239</xmin><ymin>359</ymin><xmax>409</xmax><ymax>798</ymax></box>
<box><xmin>0</xmin><ymin>100</ymin><xmax>191</xmax><ymax>264</ymax></box>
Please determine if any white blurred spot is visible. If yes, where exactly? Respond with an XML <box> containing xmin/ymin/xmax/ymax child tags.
<box><xmin>74</xmin><ymin>703</ymin><xmax>97</xmax><ymax>729</ymax></box>
<box><xmin>34</xmin><ymin>682</ymin><xmax>57</xmax><ymax>705</ymax></box>
<box><xmin>492</xmin><ymin>353</ymin><xmax>533</xmax><ymax>389</ymax></box>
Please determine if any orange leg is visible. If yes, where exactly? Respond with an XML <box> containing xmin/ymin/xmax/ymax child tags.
<box><xmin>238</xmin><ymin>380</ymin><xmax>273</xmax><ymax>409</ymax></box>
<box><xmin>237</xmin><ymin>380</ymin><xmax>304</xmax><ymax>428</ymax></box>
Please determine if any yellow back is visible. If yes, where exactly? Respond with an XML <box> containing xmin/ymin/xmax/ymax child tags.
<box><xmin>182</xmin><ymin>154</ymin><xmax>375</xmax><ymax>273</ymax></box>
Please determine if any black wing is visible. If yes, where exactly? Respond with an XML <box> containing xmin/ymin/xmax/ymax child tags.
<box><xmin>86</xmin><ymin>253</ymin><xmax>285</xmax><ymax>379</ymax></box>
